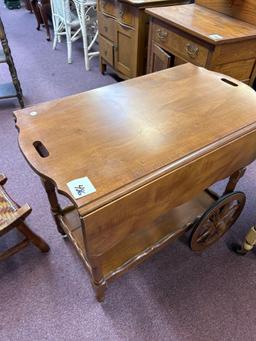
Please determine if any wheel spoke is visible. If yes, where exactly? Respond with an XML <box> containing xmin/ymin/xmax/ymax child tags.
<box><xmin>190</xmin><ymin>192</ymin><xmax>245</xmax><ymax>251</ymax></box>
<box><xmin>196</xmin><ymin>221</ymin><xmax>216</xmax><ymax>243</ymax></box>
<box><xmin>222</xmin><ymin>204</ymin><xmax>240</xmax><ymax>223</ymax></box>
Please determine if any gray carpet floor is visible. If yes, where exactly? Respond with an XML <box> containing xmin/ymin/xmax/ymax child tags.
<box><xmin>1</xmin><ymin>3</ymin><xmax>256</xmax><ymax>341</ymax></box>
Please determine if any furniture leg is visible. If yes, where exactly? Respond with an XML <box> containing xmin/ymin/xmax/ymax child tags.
<box><xmin>0</xmin><ymin>239</ymin><xmax>29</xmax><ymax>261</ymax></box>
<box><xmin>24</xmin><ymin>0</ymin><xmax>33</xmax><ymax>12</ymax></box>
<box><xmin>66</xmin><ymin>25</ymin><xmax>72</xmax><ymax>64</ymax></box>
<box><xmin>100</xmin><ymin>57</ymin><xmax>106</xmax><ymax>74</ymax></box>
<box><xmin>30</xmin><ymin>0</ymin><xmax>43</xmax><ymax>31</ymax></box>
<box><xmin>17</xmin><ymin>92</ymin><xmax>24</xmax><ymax>109</ymax></box>
<box><xmin>0</xmin><ymin>23</ymin><xmax>24</xmax><ymax>108</ymax></box>
<box><xmin>223</xmin><ymin>168</ymin><xmax>246</xmax><ymax>195</ymax></box>
<box><xmin>93</xmin><ymin>281</ymin><xmax>107</xmax><ymax>302</ymax></box>
<box><xmin>38</xmin><ymin>2</ymin><xmax>51</xmax><ymax>41</ymax></box>
<box><xmin>80</xmin><ymin>7</ymin><xmax>90</xmax><ymax>71</ymax></box>
<box><xmin>41</xmin><ymin>178</ymin><xmax>66</xmax><ymax>235</ymax></box>
<box><xmin>90</xmin><ymin>260</ymin><xmax>107</xmax><ymax>302</ymax></box>
<box><xmin>53</xmin><ymin>33</ymin><xmax>58</xmax><ymax>50</ymax></box>
<box><xmin>17</xmin><ymin>222</ymin><xmax>50</xmax><ymax>252</ymax></box>
<box><xmin>81</xmin><ymin>219</ymin><xmax>106</xmax><ymax>301</ymax></box>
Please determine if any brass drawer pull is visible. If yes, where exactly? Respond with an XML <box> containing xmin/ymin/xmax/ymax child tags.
<box><xmin>104</xmin><ymin>26</ymin><xmax>108</xmax><ymax>32</ymax></box>
<box><xmin>119</xmin><ymin>9</ymin><xmax>125</xmax><ymax>18</ymax></box>
<box><xmin>104</xmin><ymin>50</ymin><xmax>108</xmax><ymax>56</ymax></box>
<box><xmin>156</xmin><ymin>29</ymin><xmax>168</xmax><ymax>41</ymax></box>
<box><xmin>185</xmin><ymin>43</ymin><xmax>199</xmax><ymax>58</ymax></box>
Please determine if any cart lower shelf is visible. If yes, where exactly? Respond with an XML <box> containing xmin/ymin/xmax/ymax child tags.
<box><xmin>58</xmin><ymin>190</ymin><xmax>217</xmax><ymax>281</ymax></box>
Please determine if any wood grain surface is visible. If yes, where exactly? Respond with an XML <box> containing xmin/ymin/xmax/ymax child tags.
<box><xmin>195</xmin><ymin>0</ymin><xmax>256</xmax><ymax>26</ymax></box>
<box><xmin>146</xmin><ymin>4</ymin><xmax>256</xmax><ymax>44</ymax></box>
<box><xmin>15</xmin><ymin>64</ymin><xmax>256</xmax><ymax>214</ymax></box>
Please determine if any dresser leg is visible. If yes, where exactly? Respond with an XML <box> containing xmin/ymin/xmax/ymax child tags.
<box><xmin>100</xmin><ymin>58</ymin><xmax>106</xmax><ymax>74</ymax></box>
<box><xmin>41</xmin><ymin>178</ymin><xmax>66</xmax><ymax>236</ymax></box>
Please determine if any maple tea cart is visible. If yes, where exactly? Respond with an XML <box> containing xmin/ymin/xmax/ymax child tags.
<box><xmin>15</xmin><ymin>64</ymin><xmax>256</xmax><ymax>301</ymax></box>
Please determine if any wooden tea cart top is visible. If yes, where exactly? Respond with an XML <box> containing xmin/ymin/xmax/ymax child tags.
<box><xmin>146</xmin><ymin>4</ymin><xmax>256</xmax><ymax>44</ymax></box>
<box><xmin>15</xmin><ymin>64</ymin><xmax>256</xmax><ymax>214</ymax></box>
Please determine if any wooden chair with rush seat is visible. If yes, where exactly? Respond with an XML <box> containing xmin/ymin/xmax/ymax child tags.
<box><xmin>0</xmin><ymin>174</ymin><xmax>50</xmax><ymax>261</ymax></box>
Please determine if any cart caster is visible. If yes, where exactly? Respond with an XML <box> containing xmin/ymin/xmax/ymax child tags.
<box><xmin>190</xmin><ymin>191</ymin><xmax>246</xmax><ymax>252</ymax></box>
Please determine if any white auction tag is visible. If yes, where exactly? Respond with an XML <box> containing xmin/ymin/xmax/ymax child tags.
<box><xmin>208</xmin><ymin>34</ymin><xmax>223</xmax><ymax>41</ymax></box>
<box><xmin>67</xmin><ymin>177</ymin><xmax>96</xmax><ymax>199</ymax></box>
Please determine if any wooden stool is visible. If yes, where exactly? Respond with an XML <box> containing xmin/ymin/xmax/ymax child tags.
<box><xmin>0</xmin><ymin>18</ymin><xmax>24</xmax><ymax>108</ymax></box>
<box><xmin>0</xmin><ymin>174</ymin><xmax>49</xmax><ymax>261</ymax></box>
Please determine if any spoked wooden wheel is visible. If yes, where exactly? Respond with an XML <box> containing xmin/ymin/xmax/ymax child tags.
<box><xmin>190</xmin><ymin>192</ymin><xmax>246</xmax><ymax>252</ymax></box>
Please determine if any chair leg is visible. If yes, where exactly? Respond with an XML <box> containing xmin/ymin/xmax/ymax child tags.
<box><xmin>53</xmin><ymin>34</ymin><xmax>58</xmax><ymax>50</ymax></box>
<box><xmin>30</xmin><ymin>0</ymin><xmax>43</xmax><ymax>31</ymax></box>
<box><xmin>80</xmin><ymin>12</ymin><xmax>90</xmax><ymax>71</ymax></box>
<box><xmin>0</xmin><ymin>239</ymin><xmax>29</xmax><ymax>261</ymax></box>
<box><xmin>66</xmin><ymin>25</ymin><xmax>72</xmax><ymax>64</ymax></box>
<box><xmin>17</xmin><ymin>222</ymin><xmax>50</xmax><ymax>253</ymax></box>
<box><xmin>38</xmin><ymin>2</ymin><xmax>51</xmax><ymax>41</ymax></box>
<box><xmin>52</xmin><ymin>15</ymin><xmax>59</xmax><ymax>49</ymax></box>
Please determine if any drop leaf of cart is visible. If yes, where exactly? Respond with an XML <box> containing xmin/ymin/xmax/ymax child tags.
<box><xmin>14</xmin><ymin>64</ymin><xmax>256</xmax><ymax>301</ymax></box>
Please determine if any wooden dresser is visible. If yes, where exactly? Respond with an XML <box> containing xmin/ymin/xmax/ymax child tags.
<box><xmin>98</xmin><ymin>0</ymin><xmax>190</xmax><ymax>79</ymax></box>
<box><xmin>146</xmin><ymin>1</ymin><xmax>256</xmax><ymax>86</ymax></box>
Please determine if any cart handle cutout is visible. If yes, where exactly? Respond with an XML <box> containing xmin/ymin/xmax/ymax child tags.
<box><xmin>221</xmin><ymin>78</ymin><xmax>238</xmax><ymax>87</ymax></box>
<box><xmin>33</xmin><ymin>141</ymin><xmax>49</xmax><ymax>158</ymax></box>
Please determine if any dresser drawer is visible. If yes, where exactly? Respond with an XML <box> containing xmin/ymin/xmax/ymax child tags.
<box><xmin>98</xmin><ymin>12</ymin><xmax>115</xmax><ymax>41</ymax></box>
<box><xmin>99</xmin><ymin>35</ymin><xmax>114</xmax><ymax>66</ymax></box>
<box><xmin>152</xmin><ymin>22</ymin><xmax>209</xmax><ymax>67</ymax></box>
<box><xmin>118</xmin><ymin>3</ymin><xmax>136</xmax><ymax>28</ymax></box>
<box><xmin>100</xmin><ymin>0</ymin><xmax>117</xmax><ymax>18</ymax></box>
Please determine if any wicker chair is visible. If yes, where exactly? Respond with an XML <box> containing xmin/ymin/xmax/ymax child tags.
<box><xmin>50</xmin><ymin>0</ymin><xmax>80</xmax><ymax>64</ymax></box>
<box><xmin>0</xmin><ymin>174</ymin><xmax>49</xmax><ymax>261</ymax></box>
<box><xmin>71</xmin><ymin>0</ymin><xmax>99</xmax><ymax>70</ymax></box>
